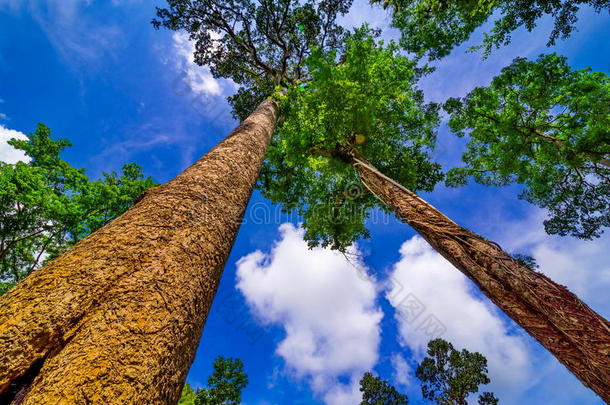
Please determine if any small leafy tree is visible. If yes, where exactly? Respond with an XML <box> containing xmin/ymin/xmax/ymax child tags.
<box><xmin>444</xmin><ymin>54</ymin><xmax>610</xmax><ymax>239</ymax></box>
<box><xmin>178</xmin><ymin>383</ymin><xmax>198</xmax><ymax>405</ymax></box>
<box><xmin>360</xmin><ymin>372</ymin><xmax>409</xmax><ymax>405</ymax></box>
<box><xmin>0</xmin><ymin>124</ymin><xmax>156</xmax><ymax>294</ymax></box>
<box><xmin>372</xmin><ymin>0</ymin><xmax>610</xmax><ymax>59</ymax></box>
<box><xmin>195</xmin><ymin>356</ymin><xmax>248</xmax><ymax>405</ymax></box>
<box><xmin>416</xmin><ymin>339</ymin><xmax>499</xmax><ymax>405</ymax></box>
<box><xmin>178</xmin><ymin>356</ymin><xmax>248</xmax><ymax>405</ymax></box>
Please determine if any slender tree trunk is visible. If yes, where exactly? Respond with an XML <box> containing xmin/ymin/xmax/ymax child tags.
<box><xmin>0</xmin><ymin>98</ymin><xmax>279</xmax><ymax>404</ymax></box>
<box><xmin>352</xmin><ymin>158</ymin><xmax>610</xmax><ymax>402</ymax></box>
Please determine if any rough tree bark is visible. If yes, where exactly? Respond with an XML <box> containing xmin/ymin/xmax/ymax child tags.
<box><xmin>0</xmin><ymin>98</ymin><xmax>279</xmax><ymax>404</ymax></box>
<box><xmin>352</xmin><ymin>158</ymin><xmax>610</xmax><ymax>402</ymax></box>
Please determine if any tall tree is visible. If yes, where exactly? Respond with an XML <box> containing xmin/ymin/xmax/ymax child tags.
<box><xmin>416</xmin><ymin>339</ymin><xmax>498</xmax><ymax>405</ymax></box>
<box><xmin>260</xmin><ymin>30</ymin><xmax>610</xmax><ymax>401</ymax></box>
<box><xmin>360</xmin><ymin>372</ymin><xmax>409</xmax><ymax>405</ymax></box>
<box><xmin>0</xmin><ymin>0</ymin><xmax>351</xmax><ymax>403</ymax></box>
<box><xmin>445</xmin><ymin>54</ymin><xmax>610</xmax><ymax>239</ymax></box>
<box><xmin>371</xmin><ymin>0</ymin><xmax>610</xmax><ymax>59</ymax></box>
<box><xmin>0</xmin><ymin>99</ymin><xmax>279</xmax><ymax>405</ymax></box>
<box><xmin>0</xmin><ymin>124</ymin><xmax>156</xmax><ymax>295</ymax></box>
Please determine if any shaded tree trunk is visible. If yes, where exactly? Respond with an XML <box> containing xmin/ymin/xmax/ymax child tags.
<box><xmin>353</xmin><ymin>157</ymin><xmax>610</xmax><ymax>402</ymax></box>
<box><xmin>0</xmin><ymin>98</ymin><xmax>279</xmax><ymax>404</ymax></box>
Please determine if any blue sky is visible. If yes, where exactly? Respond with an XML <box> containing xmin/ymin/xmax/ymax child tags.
<box><xmin>0</xmin><ymin>1</ymin><xmax>609</xmax><ymax>404</ymax></box>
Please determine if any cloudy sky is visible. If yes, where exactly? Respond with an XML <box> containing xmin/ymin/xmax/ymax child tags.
<box><xmin>0</xmin><ymin>1</ymin><xmax>608</xmax><ymax>404</ymax></box>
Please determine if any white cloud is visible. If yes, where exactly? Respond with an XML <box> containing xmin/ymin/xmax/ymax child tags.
<box><xmin>236</xmin><ymin>223</ymin><xmax>383</xmax><ymax>405</ymax></box>
<box><xmin>390</xmin><ymin>353</ymin><xmax>413</xmax><ymax>388</ymax></box>
<box><xmin>0</xmin><ymin>125</ymin><xmax>30</xmax><ymax>164</ymax></box>
<box><xmin>387</xmin><ymin>236</ymin><xmax>533</xmax><ymax>402</ymax></box>
<box><xmin>171</xmin><ymin>31</ymin><xmax>231</xmax><ymax>97</ymax></box>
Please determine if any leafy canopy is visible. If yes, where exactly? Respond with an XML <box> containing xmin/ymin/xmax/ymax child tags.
<box><xmin>359</xmin><ymin>372</ymin><xmax>409</xmax><ymax>405</ymax></box>
<box><xmin>0</xmin><ymin>124</ymin><xmax>156</xmax><ymax>294</ymax></box>
<box><xmin>153</xmin><ymin>0</ymin><xmax>353</xmax><ymax>120</ymax></box>
<box><xmin>178</xmin><ymin>383</ymin><xmax>198</xmax><ymax>405</ymax></box>
<box><xmin>416</xmin><ymin>339</ymin><xmax>498</xmax><ymax>405</ymax></box>
<box><xmin>260</xmin><ymin>27</ymin><xmax>442</xmax><ymax>251</ymax></box>
<box><xmin>445</xmin><ymin>54</ymin><xmax>610</xmax><ymax>239</ymax></box>
<box><xmin>374</xmin><ymin>0</ymin><xmax>610</xmax><ymax>59</ymax></box>
<box><xmin>178</xmin><ymin>356</ymin><xmax>248</xmax><ymax>405</ymax></box>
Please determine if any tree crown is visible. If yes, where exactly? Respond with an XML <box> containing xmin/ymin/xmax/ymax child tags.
<box><xmin>445</xmin><ymin>53</ymin><xmax>610</xmax><ymax>239</ymax></box>
<box><xmin>359</xmin><ymin>371</ymin><xmax>409</xmax><ymax>405</ymax></box>
<box><xmin>374</xmin><ymin>0</ymin><xmax>610</xmax><ymax>59</ymax></box>
<box><xmin>153</xmin><ymin>0</ymin><xmax>354</xmax><ymax>119</ymax></box>
<box><xmin>416</xmin><ymin>338</ymin><xmax>498</xmax><ymax>405</ymax></box>
<box><xmin>195</xmin><ymin>356</ymin><xmax>248</xmax><ymax>405</ymax></box>
<box><xmin>260</xmin><ymin>27</ymin><xmax>442</xmax><ymax>250</ymax></box>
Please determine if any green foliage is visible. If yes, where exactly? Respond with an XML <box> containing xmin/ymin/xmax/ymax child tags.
<box><xmin>260</xmin><ymin>27</ymin><xmax>443</xmax><ymax>251</ymax></box>
<box><xmin>178</xmin><ymin>383</ymin><xmax>197</xmax><ymax>405</ymax></box>
<box><xmin>153</xmin><ymin>0</ymin><xmax>353</xmax><ymax>120</ymax></box>
<box><xmin>375</xmin><ymin>0</ymin><xmax>610</xmax><ymax>59</ymax></box>
<box><xmin>478</xmin><ymin>392</ymin><xmax>499</xmax><ymax>405</ymax></box>
<box><xmin>511</xmin><ymin>253</ymin><xmax>538</xmax><ymax>271</ymax></box>
<box><xmin>359</xmin><ymin>372</ymin><xmax>409</xmax><ymax>405</ymax></box>
<box><xmin>416</xmin><ymin>339</ymin><xmax>498</xmax><ymax>405</ymax></box>
<box><xmin>445</xmin><ymin>54</ymin><xmax>610</xmax><ymax>239</ymax></box>
<box><xmin>0</xmin><ymin>124</ymin><xmax>156</xmax><ymax>295</ymax></box>
<box><xmin>181</xmin><ymin>356</ymin><xmax>248</xmax><ymax>405</ymax></box>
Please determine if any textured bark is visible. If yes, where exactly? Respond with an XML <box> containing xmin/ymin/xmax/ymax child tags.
<box><xmin>353</xmin><ymin>158</ymin><xmax>610</xmax><ymax>402</ymax></box>
<box><xmin>0</xmin><ymin>98</ymin><xmax>279</xmax><ymax>404</ymax></box>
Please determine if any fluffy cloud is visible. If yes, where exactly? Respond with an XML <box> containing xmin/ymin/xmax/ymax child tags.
<box><xmin>386</xmin><ymin>236</ymin><xmax>532</xmax><ymax>402</ymax></box>
<box><xmin>236</xmin><ymin>223</ymin><xmax>383</xmax><ymax>405</ymax></box>
<box><xmin>390</xmin><ymin>353</ymin><xmax>413</xmax><ymax>388</ymax></box>
<box><xmin>171</xmin><ymin>32</ymin><xmax>222</xmax><ymax>97</ymax></box>
<box><xmin>0</xmin><ymin>125</ymin><xmax>30</xmax><ymax>164</ymax></box>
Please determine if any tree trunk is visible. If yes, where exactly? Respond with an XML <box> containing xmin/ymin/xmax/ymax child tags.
<box><xmin>0</xmin><ymin>98</ymin><xmax>279</xmax><ymax>404</ymax></box>
<box><xmin>353</xmin><ymin>158</ymin><xmax>610</xmax><ymax>402</ymax></box>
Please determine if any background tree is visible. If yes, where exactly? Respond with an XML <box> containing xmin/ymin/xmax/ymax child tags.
<box><xmin>178</xmin><ymin>357</ymin><xmax>248</xmax><ymax>405</ymax></box>
<box><xmin>416</xmin><ymin>339</ymin><xmax>498</xmax><ymax>405</ymax></box>
<box><xmin>178</xmin><ymin>383</ymin><xmax>198</xmax><ymax>405</ymax></box>
<box><xmin>260</xmin><ymin>26</ymin><xmax>610</xmax><ymax>400</ymax></box>
<box><xmin>445</xmin><ymin>54</ymin><xmax>610</xmax><ymax>239</ymax></box>
<box><xmin>0</xmin><ymin>124</ymin><xmax>155</xmax><ymax>295</ymax></box>
<box><xmin>372</xmin><ymin>0</ymin><xmax>610</xmax><ymax>59</ymax></box>
<box><xmin>195</xmin><ymin>356</ymin><xmax>248</xmax><ymax>405</ymax></box>
<box><xmin>360</xmin><ymin>372</ymin><xmax>409</xmax><ymax>405</ymax></box>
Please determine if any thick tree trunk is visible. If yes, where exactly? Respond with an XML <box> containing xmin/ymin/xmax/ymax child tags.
<box><xmin>0</xmin><ymin>98</ymin><xmax>279</xmax><ymax>404</ymax></box>
<box><xmin>353</xmin><ymin>158</ymin><xmax>610</xmax><ymax>402</ymax></box>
